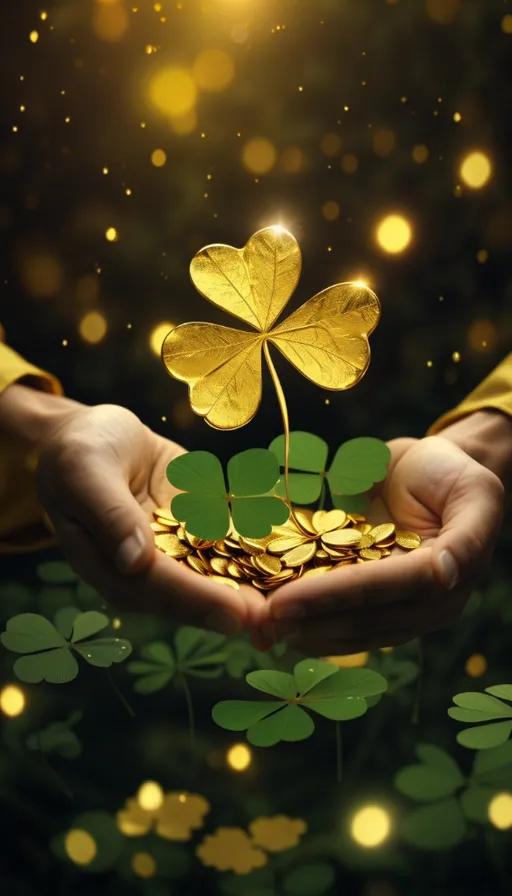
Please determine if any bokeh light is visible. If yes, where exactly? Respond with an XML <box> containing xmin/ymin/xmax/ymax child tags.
<box><xmin>375</xmin><ymin>214</ymin><xmax>413</xmax><ymax>254</ymax></box>
<box><xmin>137</xmin><ymin>781</ymin><xmax>164</xmax><ymax>811</ymax></box>
<box><xmin>170</xmin><ymin>109</ymin><xmax>198</xmax><ymax>135</ymax></box>
<box><xmin>92</xmin><ymin>3</ymin><xmax>128</xmax><ymax>42</ymax></box>
<box><xmin>465</xmin><ymin>654</ymin><xmax>486</xmax><ymax>677</ymax></box>
<box><xmin>412</xmin><ymin>144</ymin><xmax>429</xmax><ymax>164</ymax></box>
<box><xmin>460</xmin><ymin>151</ymin><xmax>492</xmax><ymax>189</ymax></box>
<box><xmin>151</xmin><ymin>148</ymin><xmax>167</xmax><ymax>167</ymax></box>
<box><xmin>341</xmin><ymin>153</ymin><xmax>359</xmax><ymax>174</ymax></box>
<box><xmin>502</xmin><ymin>15</ymin><xmax>512</xmax><ymax>34</ymax></box>
<box><xmin>350</xmin><ymin>805</ymin><xmax>392</xmax><ymax>848</ymax></box>
<box><xmin>488</xmin><ymin>793</ymin><xmax>512</xmax><ymax>830</ymax></box>
<box><xmin>0</xmin><ymin>684</ymin><xmax>26</xmax><ymax>717</ymax></box>
<box><xmin>321</xmin><ymin>132</ymin><xmax>342</xmax><ymax>156</ymax></box>
<box><xmin>426</xmin><ymin>0</ymin><xmax>460</xmax><ymax>25</ymax></box>
<box><xmin>132</xmin><ymin>852</ymin><xmax>157</xmax><ymax>878</ymax></box>
<box><xmin>242</xmin><ymin>138</ymin><xmax>277</xmax><ymax>175</ymax></box>
<box><xmin>18</xmin><ymin>250</ymin><xmax>64</xmax><ymax>298</ymax></box>
<box><xmin>325</xmin><ymin>652</ymin><xmax>369</xmax><ymax>668</ymax></box>
<box><xmin>65</xmin><ymin>829</ymin><xmax>97</xmax><ymax>866</ymax></box>
<box><xmin>149</xmin><ymin>67</ymin><xmax>197</xmax><ymax>118</ymax></box>
<box><xmin>193</xmin><ymin>49</ymin><xmax>235</xmax><ymax>92</ymax></box>
<box><xmin>79</xmin><ymin>311</ymin><xmax>107</xmax><ymax>344</ymax></box>
<box><xmin>226</xmin><ymin>743</ymin><xmax>252</xmax><ymax>771</ymax></box>
<box><xmin>280</xmin><ymin>146</ymin><xmax>306</xmax><ymax>174</ymax></box>
<box><xmin>322</xmin><ymin>201</ymin><xmax>340</xmax><ymax>221</ymax></box>
<box><xmin>373</xmin><ymin>129</ymin><xmax>396</xmax><ymax>157</ymax></box>
<box><xmin>105</xmin><ymin>227</ymin><xmax>119</xmax><ymax>242</ymax></box>
<box><xmin>29</xmin><ymin>30</ymin><xmax>39</xmax><ymax>43</ymax></box>
<box><xmin>150</xmin><ymin>321</ymin><xmax>174</xmax><ymax>356</ymax></box>
<box><xmin>467</xmin><ymin>319</ymin><xmax>496</xmax><ymax>352</ymax></box>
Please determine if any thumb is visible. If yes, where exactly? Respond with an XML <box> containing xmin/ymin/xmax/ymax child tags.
<box><xmin>40</xmin><ymin>450</ymin><xmax>156</xmax><ymax>575</ymax></box>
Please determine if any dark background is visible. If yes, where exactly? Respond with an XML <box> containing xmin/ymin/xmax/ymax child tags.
<box><xmin>1</xmin><ymin>1</ymin><xmax>511</xmax><ymax>894</ymax></box>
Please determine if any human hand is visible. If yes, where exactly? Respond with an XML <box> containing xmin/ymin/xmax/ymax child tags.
<box><xmin>254</xmin><ymin>434</ymin><xmax>505</xmax><ymax>655</ymax></box>
<box><xmin>31</xmin><ymin>397</ymin><xmax>264</xmax><ymax>633</ymax></box>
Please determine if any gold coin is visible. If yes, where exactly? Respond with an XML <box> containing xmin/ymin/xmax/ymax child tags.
<box><xmin>268</xmin><ymin>535</ymin><xmax>311</xmax><ymax>555</ymax></box>
<box><xmin>302</xmin><ymin>566</ymin><xmax>332</xmax><ymax>578</ymax></box>
<box><xmin>282</xmin><ymin>542</ymin><xmax>317</xmax><ymax>568</ymax></box>
<box><xmin>322</xmin><ymin>529</ymin><xmax>362</xmax><ymax>548</ymax></box>
<box><xmin>185</xmin><ymin>532</ymin><xmax>214</xmax><ymax>550</ymax></box>
<box><xmin>293</xmin><ymin>509</ymin><xmax>317</xmax><ymax>535</ymax></box>
<box><xmin>209</xmin><ymin>575</ymin><xmax>240</xmax><ymax>590</ymax></box>
<box><xmin>333</xmin><ymin>559</ymin><xmax>356</xmax><ymax>569</ymax></box>
<box><xmin>356</xmin><ymin>557</ymin><xmax>366</xmax><ymax>564</ymax></box>
<box><xmin>370</xmin><ymin>523</ymin><xmax>396</xmax><ymax>543</ymax></box>
<box><xmin>239</xmin><ymin>537</ymin><xmax>266</xmax><ymax>556</ymax></box>
<box><xmin>177</xmin><ymin>526</ymin><xmax>187</xmax><ymax>541</ymax></box>
<box><xmin>359</xmin><ymin>549</ymin><xmax>382</xmax><ymax>561</ymax></box>
<box><xmin>348</xmin><ymin>512</ymin><xmax>367</xmax><ymax>522</ymax></box>
<box><xmin>224</xmin><ymin>537</ymin><xmax>241</xmax><ymax>551</ymax></box>
<box><xmin>355</xmin><ymin>522</ymin><xmax>372</xmax><ymax>534</ymax></box>
<box><xmin>357</xmin><ymin>534</ymin><xmax>376</xmax><ymax>549</ymax></box>
<box><xmin>377</xmin><ymin>536</ymin><xmax>396</xmax><ymax>548</ymax></box>
<box><xmin>315</xmin><ymin>549</ymin><xmax>330</xmax><ymax>561</ymax></box>
<box><xmin>151</xmin><ymin>521</ymin><xmax>170</xmax><ymax>533</ymax></box>
<box><xmin>210</xmin><ymin>557</ymin><xmax>229</xmax><ymax>576</ymax></box>
<box><xmin>395</xmin><ymin>530</ymin><xmax>422</xmax><ymax>550</ymax></box>
<box><xmin>254</xmin><ymin>554</ymin><xmax>282</xmax><ymax>576</ymax></box>
<box><xmin>153</xmin><ymin>507</ymin><xmax>179</xmax><ymax>527</ymax></box>
<box><xmin>313</xmin><ymin>508</ymin><xmax>347</xmax><ymax>533</ymax></box>
<box><xmin>380</xmin><ymin>548</ymin><xmax>392</xmax><ymax>557</ymax></box>
<box><xmin>154</xmin><ymin>533</ymin><xmax>191</xmax><ymax>558</ymax></box>
<box><xmin>249</xmin><ymin>578</ymin><xmax>274</xmax><ymax>591</ymax></box>
<box><xmin>187</xmin><ymin>555</ymin><xmax>209</xmax><ymax>575</ymax></box>
<box><xmin>227</xmin><ymin>560</ymin><xmax>246</xmax><ymax>580</ymax></box>
<box><xmin>213</xmin><ymin>541</ymin><xmax>232</xmax><ymax>557</ymax></box>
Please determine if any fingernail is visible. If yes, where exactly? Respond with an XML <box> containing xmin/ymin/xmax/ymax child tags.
<box><xmin>275</xmin><ymin>603</ymin><xmax>306</xmax><ymax>620</ymax></box>
<box><xmin>439</xmin><ymin>549</ymin><xmax>459</xmax><ymax>590</ymax></box>
<box><xmin>116</xmin><ymin>527</ymin><xmax>146</xmax><ymax>573</ymax></box>
<box><xmin>205</xmin><ymin>609</ymin><xmax>240</xmax><ymax>636</ymax></box>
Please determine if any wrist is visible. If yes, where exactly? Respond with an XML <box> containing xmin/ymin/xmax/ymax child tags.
<box><xmin>439</xmin><ymin>409</ymin><xmax>512</xmax><ymax>483</ymax></box>
<box><xmin>0</xmin><ymin>382</ymin><xmax>83</xmax><ymax>452</ymax></box>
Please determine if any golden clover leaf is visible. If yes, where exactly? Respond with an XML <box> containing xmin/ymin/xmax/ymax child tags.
<box><xmin>249</xmin><ymin>814</ymin><xmax>307</xmax><ymax>852</ymax></box>
<box><xmin>196</xmin><ymin>827</ymin><xmax>268</xmax><ymax>874</ymax></box>
<box><xmin>162</xmin><ymin>226</ymin><xmax>381</xmax><ymax>430</ymax></box>
<box><xmin>116</xmin><ymin>791</ymin><xmax>210</xmax><ymax>842</ymax></box>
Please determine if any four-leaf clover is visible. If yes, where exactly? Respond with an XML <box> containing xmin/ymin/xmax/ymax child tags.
<box><xmin>448</xmin><ymin>686</ymin><xmax>512</xmax><ymax>749</ymax></box>
<box><xmin>166</xmin><ymin>448</ymin><xmax>289</xmax><ymax>540</ymax></box>
<box><xmin>212</xmin><ymin>659</ymin><xmax>387</xmax><ymax>746</ymax></box>
<box><xmin>1</xmin><ymin>611</ymin><xmax>132</xmax><ymax>684</ymax></box>
<box><xmin>127</xmin><ymin>627</ymin><xmax>228</xmax><ymax>694</ymax></box>
<box><xmin>162</xmin><ymin>226</ymin><xmax>380</xmax><ymax>430</ymax></box>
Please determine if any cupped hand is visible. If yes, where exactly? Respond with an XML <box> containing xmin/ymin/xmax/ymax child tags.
<box><xmin>36</xmin><ymin>404</ymin><xmax>264</xmax><ymax>633</ymax></box>
<box><xmin>255</xmin><ymin>435</ymin><xmax>505</xmax><ymax>655</ymax></box>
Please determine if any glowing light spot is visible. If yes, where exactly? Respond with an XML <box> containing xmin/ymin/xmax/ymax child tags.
<box><xmin>452</xmin><ymin>351</ymin><xmax>461</xmax><ymax>363</ymax></box>
<box><xmin>19</xmin><ymin>250</ymin><xmax>64</xmax><ymax>298</ymax></box>
<box><xmin>150</xmin><ymin>321</ymin><xmax>174</xmax><ymax>356</ymax></box>
<box><xmin>453</xmin><ymin>112</ymin><xmax>462</xmax><ymax>122</ymax></box>
<box><xmin>376</xmin><ymin>214</ymin><xmax>412</xmax><ymax>254</ymax></box>
<box><xmin>149</xmin><ymin>67</ymin><xmax>197</xmax><ymax>117</ymax></box>
<box><xmin>151</xmin><ymin>148</ymin><xmax>167</xmax><ymax>167</ymax></box>
<box><xmin>350</xmin><ymin>806</ymin><xmax>392</xmax><ymax>848</ymax></box>
<box><xmin>79</xmin><ymin>311</ymin><xmax>107</xmax><ymax>344</ymax></box>
<box><xmin>427</xmin><ymin>360</ymin><xmax>433</xmax><ymax>368</ymax></box>
<box><xmin>105</xmin><ymin>227</ymin><xmax>118</xmax><ymax>242</ymax></box>
<box><xmin>460</xmin><ymin>151</ymin><xmax>492</xmax><ymax>189</ymax></box>
<box><xmin>341</xmin><ymin>153</ymin><xmax>359</xmax><ymax>174</ymax></box>
<box><xmin>468</xmin><ymin>319</ymin><xmax>496</xmax><ymax>352</ymax></box>
<box><xmin>193</xmin><ymin>49</ymin><xmax>235</xmax><ymax>92</ymax></box>
<box><xmin>465</xmin><ymin>653</ymin><xmax>486</xmax><ymax>677</ymax></box>
<box><xmin>93</xmin><ymin>3</ymin><xmax>129</xmax><ymax>42</ymax></box>
<box><xmin>321</xmin><ymin>132</ymin><xmax>342</xmax><ymax>156</ymax></box>
<box><xmin>373</xmin><ymin>129</ymin><xmax>396</xmax><ymax>158</ymax></box>
<box><xmin>325</xmin><ymin>652</ymin><xmax>369</xmax><ymax>668</ymax></box>
<box><xmin>489</xmin><ymin>793</ymin><xmax>512</xmax><ymax>830</ymax></box>
<box><xmin>102</xmin><ymin>166</ymin><xmax>109</xmax><ymax>174</ymax></box>
<box><xmin>65</xmin><ymin>830</ymin><xmax>97</xmax><ymax>866</ymax></box>
<box><xmin>412</xmin><ymin>144</ymin><xmax>429</xmax><ymax>164</ymax></box>
<box><xmin>137</xmin><ymin>781</ymin><xmax>164</xmax><ymax>811</ymax></box>
<box><xmin>502</xmin><ymin>15</ymin><xmax>512</xmax><ymax>34</ymax></box>
<box><xmin>132</xmin><ymin>852</ymin><xmax>157</xmax><ymax>878</ymax></box>
<box><xmin>477</xmin><ymin>249</ymin><xmax>489</xmax><ymax>263</ymax></box>
<box><xmin>426</xmin><ymin>0</ymin><xmax>460</xmax><ymax>24</ymax></box>
<box><xmin>242</xmin><ymin>137</ymin><xmax>277</xmax><ymax>175</ymax></box>
<box><xmin>40</xmin><ymin>11</ymin><xmax>48</xmax><ymax>21</ymax></box>
<box><xmin>322</xmin><ymin>200</ymin><xmax>340</xmax><ymax>221</ymax></box>
<box><xmin>226</xmin><ymin>743</ymin><xmax>252</xmax><ymax>772</ymax></box>
<box><xmin>0</xmin><ymin>685</ymin><xmax>26</xmax><ymax>717</ymax></box>
<box><xmin>170</xmin><ymin>108</ymin><xmax>197</xmax><ymax>135</ymax></box>
<box><xmin>29</xmin><ymin>31</ymin><xmax>39</xmax><ymax>43</ymax></box>
<box><xmin>280</xmin><ymin>146</ymin><xmax>306</xmax><ymax>174</ymax></box>
<box><xmin>112</xmin><ymin>618</ymin><xmax>122</xmax><ymax>629</ymax></box>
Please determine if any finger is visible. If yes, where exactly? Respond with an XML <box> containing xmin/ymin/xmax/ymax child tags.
<box><xmin>432</xmin><ymin>460</ymin><xmax>504</xmax><ymax>591</ymax></box>
<box><xmin>266</xmin><ymin>546</ymin><xmax>436</xmax><ymax>622</ymax></box>
<box><xmin>53</xmin><ymin>516</ymin><xmax>260</xmax><ymax>634</ymax></box>
<box><xmin>39</xmin><ymin>450</ymin><xmax>156</xmax><ymax>575</ymax></box>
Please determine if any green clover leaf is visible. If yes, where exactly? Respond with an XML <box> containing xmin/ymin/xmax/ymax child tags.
<box><xmin>269</xmin><ymin>432</ymin><xmax>390</xmax><ymax>509</ymax></box>
<box><xmin>401</xmin><ymin>798</ymin><xmax>467</xmax><ymax>851</ymax></box>
<box><xmin>448</xmin><ymin>687</ymin><xmax>512</xmax><ymax>750</ymax></box>
<box><xmin>167</xmin><ymin>449</ymin><xmax>289</xmax><ymax>540</ymax></box>
<box><xmin>26</xmin><ymin>711</ymin><xmax>83</xmax><ymax>759</ymax></box>
<box><xmin>394</xmin><ymin>743</ymin><xmax>465</xmax><ymax>802</ymax></box>
<box><xmin>127</xmin><ymin>626</ymin><xmax>228</xmax><ymax>694</ymax></box>
<box><xmin>1</xmin><ymin>612</ymin><xmax>132</xmax><ymax>684</ymax></box>
<box><xmin>212</xmin><ymin>659</ymin><xmax>387</xmax><ymax>746</ymax></box>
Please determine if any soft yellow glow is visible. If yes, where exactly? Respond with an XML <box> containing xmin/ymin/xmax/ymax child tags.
<box><xmin>452</xmin><ymin>351</ymin><xmax>461</xmax><ymax>363</ymax></box>
<box><xmin>242</xmin><ymin>138</ymin><xmax>277</xmax><ymax>175</ymax></box>
<box><xmin>460</xmin><ymin>151</ymin><xmax>492</xmax><ymax>189</ymax></box>
<box><xmin>468</xmin><ymin>319</ymin><xmax>496</xmax><ymax>352</ymax></box>
<box><xmin>29</xmin><ymin>30</ymin><xmax>39</xmax><ymax>43</ymax></box>
<box><xmin>376</xmin><ymin>214</ymin><xmax>413</xmax><ymax>254</ymax></box>
<box><xmin>373</xmin><ymin>129</ymin><xmax>396</xmax><ymax>158</ymax></box>
<box><xmin>105</xmin><ymin>227</ymin><xmax>118</xmax><ymax>242</ymax></box>
<box><xmin>137</xmin><ymin>781</ymin><xmax>164</xmax><ymax>811</ymax></box>
<box><xmin>92</xmin><ymin>3</ymin><xmax>129</xmax><ymax>42</ymax></box>
<box><xmin>20</xmin><ymin>251</ymin><xmax>64</xmax><ymax>298</ymax></box>
<box><xmin>426</xmin><ymin>0</ymin><xmax>460</xmax><ymax>24</ymax></box>
<box><xmin>0</xmin><ymin>685</ymin><xmax>26</xmax><ymax>717</ymax></box>
<box><xmin>453</xmin><ymin>112</ymin><xmax>462</xmax><ymax>122</ymax></box>
<box><xmin>65</xmin><ymin>829</ymin><xmax>97</xmax><ymax>866</ymax></box>
<box><xmin>149</xmin><ymin>67</ymin><xmax>197</xmax><ymax>117</ymax></box>
<box><xmin>465</xmin><ymin>653</ymin><xmax>487</xmax><ymax>677</ymax></box>
<box><xmin>151</xmin><ymin>148</ymin><xmax>167</xmax><ymax>167</ymax></box>
<box><xmin>476</xmin><ymin>249</ymin><xmax>489</xmax><ymax>263</ymax></box>
<box><xmin>170</xmin><ymin>108</ymin><xmax>197</xmax><ymax>135</ymax></box>
<box><xmin>280</xmin><ymin>146</ymin><xmax>306</xmax><ymax>174</ymax></box>
<box><xmin>325</xmin><ymin>652</ymin><xmax>369</xmax><ymax>668</ymax></box>
<box><xmin>321</xmin><ymin>132</ymin><xmax>342</xmax><ymax>156</ymax></box>
<box><xmin>341</xmin><ymin>153</ymin><xmax>359</xmax><ymax>174</ymax></box>
<box><xmin>40</xmin><ymin>11</ymin><xmax>48</xmax><ymax>20</ymax></box>
<box><xmin>412</xmin><ymin>144</ymin><xmax>429</xmax><ymax>164</ymax></box>
<box><xmin>489</xmin><ymin>793</ymin><xmax>512</xmax><ymax>830</ymax></box>
<box><xmin>193</xmin><ymin>49</ymin><xmax>235</xmax><ymax>92</ymax></box>
<box><xmin>79</xmin><ymin>311</ymin><xmax>108</xmax><ymax>344</ymax></box>
<box><xmin>502</xmin><ymin>14</ymin><xmax>512</xmax><ymax>34</ymax></box>
<box><xmin>150</xmin><ymin>321</ymin><xmax>174</xmax><ymax>356</ymax></box>
<box><xmin>227</xmin><ymin>743</ymin><xmax>252</xmax><ymax>771</ymax></box>
<box><xmin>322</xmin><ymin>201</ymin><xmax>340</xmax><ymax>221</ymax></box>
<box><xmin>350</xmin><ymin>805</ymin><xmax>392</xmax><ymax>848</ymax></box>
<box><xmin>131</xmin><ymin>851</ymin><xmax>157</xmax><ymax>878</ymax></box>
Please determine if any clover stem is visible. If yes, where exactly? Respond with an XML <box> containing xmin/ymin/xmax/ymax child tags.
<box><xmin>38</xmin><ymin>732</ymin><xmax>74</xmax><ymax>802</ymax></box>
<box><xmin>106</xmin><ymin>669</ymin><xmax>135</xmax><ymax>718</ymax></box>
<box><xmin>263</xmin><ymin>341</ymin><xmax>311</xmax><ymax>536</ymax></box>
<box><xmin>180</xmin><ymin>670</ymin><xmax>196</xmax><ymax>761</ymax></box>
<box><xmin>335</xmin><ymin>722</ymin><xmax>343</xmax><ymax>785</ymax></box>
<box><xmin>318</xmin><ymin>477</ymin><xmax>327</xmax><ymax>511</ymax></box>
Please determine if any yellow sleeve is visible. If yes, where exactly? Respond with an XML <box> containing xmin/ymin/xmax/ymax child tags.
<box><xmin>427</xmin><ymin>353</ymin><xmax>512</xmax><ymax>435</ymax></box>
<box><xmin>0</xmin><ymin>340</ymin><xmax>63</xmax><ymax>554</ymax></box>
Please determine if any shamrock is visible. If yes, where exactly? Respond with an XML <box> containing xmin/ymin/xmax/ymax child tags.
<box><xmin>127</xmin><ymin>626</ymin><xmax>228</xmax><ymax>694</ymax></box>
<box><xmin>212</xmin><ymin>659</ymin><xmax>387</xmax><ymax>746</ymax></box>
<box><xmin>26</xmin><ymin>711</ymin><xmax>83</xmax><ymax>759</ymax></box>
<box><xmin>448</xmin><ymin>686</ymin><xmax>512</xmax><ymax>749</ymax></box>
<box><xmin>162</xmin><ymin>226</ymin><xmax>380</xmax><ymax>430</ymax></box>
<box><xmin>269</xmin><ymin>431</ymin><xmax>391</xmax><ymax>509</ymax></box>
<box><xmin>166</xmin><ymin>448</ymin><xmax>289</xmax><ymax>541</ymax></box>
<box><xmin>1</xmin><ymin>610</ymin><xmax>132</xmax><ymax>684</ymax></box>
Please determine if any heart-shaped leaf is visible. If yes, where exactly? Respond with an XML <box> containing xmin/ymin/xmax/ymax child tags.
<box><xmin>328</xmin><ymin>437</ymin><xmax>391</xmax><ymax>496</ymax></box>
<box><xmin>248</xmin><ymin>704</ymin><xmax>314</xmax><ymax>747</ymax></box>
<box><xmin>14</xmin><ymin>648</ymin><xmax>79</xmax><ymax>684</ymax></box>
<box><xmin>212</xmin><ymin>701</ymin><xmax>283</xmax><ymax>731</ymax></box>
<box><xmin>457</xmin><ymin>721</ymin><xmax>512</xmax><ymax>750</ymax></box>
<box><xmin>247</xmin><ymin>670</ymin><xmax>297</xmax><ymax>700</ymax></box>
<box><xmin>401</xmin><ymin>798</ymin><xmax>466</xmax><ymax>850</ymax></box>
<box><xmin>1</xmin><ymin>614</ymin><xmax>66</xmax><ymax>654</ymax></box>
<box><xmin>71</xmin><ymin>611</ymin><xmax>109</xmax><ymax>643</ymax></box>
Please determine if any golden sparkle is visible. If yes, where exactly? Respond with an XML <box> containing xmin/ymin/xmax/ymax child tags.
<box><xmin>226</xmin><ymin>743</ymin><xmax>253</xmax><ymax>772</ymax></box>
<box><xmin>460</xmin><ymin>151</ymin><xmax>492</xmax><ymax>189</ymax></box>
<box><xmin>376</xmin><ymin>214</ymin><xmax>413</xmax><ymax>254</ymax></box>
<box><xmin>0</xmin><ymin>685</ymin><xmax>26</xmax><ymax>717</ymax></box>
<box><xmin>350</xmin><ymin>805</ymin><xmax>392</xmax><ymax>848</ymax></box>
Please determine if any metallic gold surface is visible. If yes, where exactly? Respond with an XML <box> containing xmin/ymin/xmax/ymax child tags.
<box><xmin>395</xmin><ymin>530</ymin><xmax>422</xmax><ymax>550</ymax></box>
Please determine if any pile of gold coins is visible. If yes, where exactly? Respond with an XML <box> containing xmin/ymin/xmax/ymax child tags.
<box><xmin>151</xmin><ymin>507</ymin><xmax>422</xmax><ymax>593</ymax></box>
